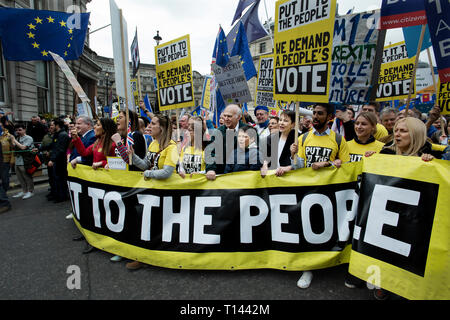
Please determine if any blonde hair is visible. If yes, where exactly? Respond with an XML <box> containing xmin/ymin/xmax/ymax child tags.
<box><xmin>392</xmin><ymin>117</ymin><xmax>427</xmax><ymax>156</ymax></box>
<box><xmin>355</xmin><ymin>112</ymin><xmax>378</xmax><ymax>136</ymax></box>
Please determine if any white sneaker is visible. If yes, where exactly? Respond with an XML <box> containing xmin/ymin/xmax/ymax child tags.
<box><xmin>66</xmin><ymin>213</ymin><xmax>73</xmax><ymax>220</ymax></box>
<box><xmin>297</xmin><ymin>271</ymin><xmax>313</xmax><ymax>289</ymax></box>
<box><xmin>13</xmin><ymin>192</ymin><xmax>25</xmax><ymax>198</ymax></box>
<box><xmin>22</xmin><ymin>192</ymin><xmax>34</xmax><ymax>200</ymax></box>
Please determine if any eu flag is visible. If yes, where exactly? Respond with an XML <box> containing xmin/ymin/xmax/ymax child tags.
<box><xmin>212</xmin><ymin>26</ymin><xmax>229</xmax><ymax>68</ymax></box>
<box><xmin>0</xmin><ymin>7</ymin><xmax>90</xmax><ymax>61</ymax></box>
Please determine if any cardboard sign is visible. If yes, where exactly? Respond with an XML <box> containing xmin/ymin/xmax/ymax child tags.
<box><xmin>211</xmin><ymin>55</ymin><xmax>252</xmax><ymax>104</ymax></box>
<box><xmin>329</xmin><ymin>11</ymin><xmax>379</xmax><ymax>104</ymax></box>
<box><xmin>256</xmin><ymin>54</ymin><xmax>275</xmax><ymax>108</ymax></box>
<box><xmin>155</xmin><ymin>35</ymin><xmax>194</xmax><ymax>111</ymax></box>
<box><xmin>107</xmin><ymin>157</ymin><xmax>128</xmax><ymax>171</ymax></box>
<box><xmin>274</xmin><ymin>0</ymin><xmax>336</xmax><ymax>103</ymax></box>
<box><xmin>376</xmin><ymin>41</ymin><xmax>416</xmax><ymax>102</ymax></box>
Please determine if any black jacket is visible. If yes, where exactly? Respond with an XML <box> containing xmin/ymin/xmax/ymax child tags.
<box><xmin>264</xmin><ymin>129</ymin><xmax>297</xmax><ymax>168</ymax></box>
<box><xmin>50</xmin><ymin>129</ymin><xmax>71</xmax><ymax>163</ymax></box>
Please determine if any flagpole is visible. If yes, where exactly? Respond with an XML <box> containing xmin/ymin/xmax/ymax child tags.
<box><xmin>119</xmin><ymin>9</ymin><xmax>132</xmax><ymax>165</ymax></box>
<box><xmin>263</xmin><ymin>0</ymin><xmax>274</xmax><ymax>47</ymax></box>
<box><xmin>294</xmin><ymin>101</ymin><xmax>299</xmax><ymax>166</ymax></box>
<box><xmin>137</xmin><ymin>69</ymin><xmax>143</xmax><ymax>110</ymax></box>
<box><xmin>405</xmin><ymin>24</ymin><xmax>426</xmax><ymax>115</ymax></box>
<box><xmin>426</xmin><ymin>47</ymin><xmax>444</xmax><ymax>131</ymax></box>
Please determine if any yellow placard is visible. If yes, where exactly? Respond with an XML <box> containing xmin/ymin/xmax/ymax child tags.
<box><xmin>274</xmin><ymin>0</ymin><xmax>336</xmax><ymax>103</ymax></box>
<box><xmin>438</xmin><ymin>80</ymin><xmax>450</xmax><ymax>115</ymax></box>
<box><xmin>155</xmin><ymin>34</ymin><xmax>194</xmax><ymax>111</ymax></box>
<box><xmin>376</xmin><ymin>41</ymin><xmax>416</xmax><ymax>102</ymax></box>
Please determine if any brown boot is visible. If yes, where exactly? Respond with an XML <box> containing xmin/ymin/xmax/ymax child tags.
<box><xmin>126</xmin><ymin>260</ymin><xmax>143</xmax><ymax>270</ymax></box>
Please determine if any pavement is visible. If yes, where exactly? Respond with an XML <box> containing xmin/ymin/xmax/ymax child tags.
<box><xmin>0</xmin><ymin>167</ymin><xmax>377</xmax><ymax>305</ymax></box>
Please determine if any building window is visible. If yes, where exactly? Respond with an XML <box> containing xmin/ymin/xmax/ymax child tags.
<box><xmin>260</xmin><ymin>42</ymin><xmax>266</xmax><ymax>54</ymax></box>
<box><xmin>0</xmin><ymin>43</ymin><xmax>6</xmax><ymax>104</ymax></box>
<box><xmin>35</xmin><ymin>61</ymin><xmax>49</xmax><ymax>115</ymax></box>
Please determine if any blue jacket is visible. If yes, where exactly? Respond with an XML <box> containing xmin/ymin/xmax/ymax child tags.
<box><xmin>70</xmin><ymin>129</ymin><xmax>96</xmax><ymax>165</ymax></box>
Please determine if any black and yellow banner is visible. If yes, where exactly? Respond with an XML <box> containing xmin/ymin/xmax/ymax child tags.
<box><xmin>68</xmin><ymin>155</ymin><xmax>449</xmax><ymax>300</ymax></box>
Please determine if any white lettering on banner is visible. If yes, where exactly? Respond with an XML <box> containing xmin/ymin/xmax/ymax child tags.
<box><xmin>138</xmin><ymin>194</ymin><xmax>160</xmax><ymax>241</ymax></box>
<box><xmin>88</xmin><ymin>187</ymin><xmax>105</xmax><ymax>229</ymax></box>
<box><xmin>240</xmin><ymin>196</ymin><xmax>269</xmax><ymax>244</ymax></box>
<box><xmin>104</xmin><ymin>192</ymin><xmax>126</xmax><ymax>233</ymax></box>
<box><xmin>301</xmin><ymin>193</ymin><xmax>334</xmax><ymax>244</ymax></box>
<box><xmin>335</xmin><ymin>190</ymin><xmax>359</xmax><ymax>242</ymax></box>
<box><xmin>68</xmin><ymin>182</ymin><xmax>82</xmax><ymax>220</ymax></box>
<box><xmin>364</xmin><ymin>185</ymin><xmax>418</xmax><ymax>257</ymax></box>
<box><xmin>194</xmin><ymin>197</ymin><xmax>222</xmax><ymax>245</ymax></box>
<box><xmin>74</xmin><ymin>188</ymin><xmax>365</xmax><ymax>246</ymax></box>
<box><xmin>163</xmin><ymin>196</ymin><xmax>190</xmax><ymax>243</ymax></box>
<box><xmin>270</xmin><ymin>194</ymin><xmax>299</xmax><ymax>244</ymax></box>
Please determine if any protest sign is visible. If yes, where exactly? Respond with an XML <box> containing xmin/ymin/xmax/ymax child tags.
<box><xmin>68</xmin><ymin>154</ymin><xmax>449</xmax><ymax>300</ymax></box>
<box><xmin>155</xmin><ymin>34</ymin><xmax>194</xmax><ymax>111</ymax></box>
<box><xmin>109</xmin><ymin>0</ymin><xmax>134</xmax><ymax>109</ymax></box>
<box><xmin>211</xmin><ymin>55</ymin><xmax>253</xmax><ymax>104</ymax></box>
<box><xmin>438</xmin><ymin>80</ymin><xmax>450</xmax><ymax>115</ymax></box>
<box><xmin>200</xmin><ymin>76</ymin><xmax>212</xmax><ymax>110</ymax></box>
<box><xmin>274</xmin><ymin>0</ymin><xmax>336</xmax><ymax>103</ymax></box>
<box><xmin>329</xmin><ymin>11</ymin><xmax>379</xmax><ymax>105</ymax></box>
<box><xmin>425</xmin><ymin>0</ymin><xmax>450</xmax><ymax>84</ymax></box>
<box><xmin>349</xmin><ymin>154</ymin><xmax>449</xmax><ymax>300</ymax></box>
<box><xmin>256</xmin><ymin>54</ymin><xmax>275</xmax><ymax>108</ymax></box>
<box><xmin>379</xmin><ymin>0</ymin><xmax>427</xmax><ymax>29</ymax></box>
<box><xmin>376</xmin><ymin>41</ymin><xmax>416</xmax><ymax>102</ymax></box>
<box><xmin>107</xmin><ymin>157</ymin><xmax>128</xmax><ymax>171</ymax></box>
<box><xmin>130</xmin><ymin>78</ymin><xmax>139</xmax><ymax>109</ymax></box>
<box><xmin>49</xmin><ymin>51</ymin><xmax>90</xmax><ymax>103</ymax></box>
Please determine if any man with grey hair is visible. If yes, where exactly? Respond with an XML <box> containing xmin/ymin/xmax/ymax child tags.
<box><xmin>69</xmin><ymin>115</ymin><xmax>96</xmax><ymax>167</ymax></box>
<box><xmin>380</xmin><ymin>107</ymin><xmax>397</xmax><ymax>134</ymax></box>
<box><xmin>205</xmin><ymin>104</ymin><xmax>245</xmax><ymax>181</ymax></box>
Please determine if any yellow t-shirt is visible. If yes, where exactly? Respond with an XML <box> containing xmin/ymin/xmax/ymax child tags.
<box><xmin>374</xmin><ymin>123</ymin><xmax>388</xmax><ymax>141</ymax></box>
<box><xmin>179</xmin><ymin>146</ymin><xmax>205</xmax><ymax>174</ymax></box>
<box><xmin>297</xmin><ymin>130</ymin><xmax>350</xmax><ymax>167</ymax></box>
<box><xmin>347</xmin><ymin>139</ymin><xmax>385</xmax><ymax>162</ymax></box>
<box><xmin>146</xmin><ymin>140</ymin><xmax>179</xmax><ymax>170</ymax></box>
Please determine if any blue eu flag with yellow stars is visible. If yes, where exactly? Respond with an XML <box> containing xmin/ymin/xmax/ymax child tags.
<box><xmin>0</xmin><ymin>7</ymin><xmax>90</xmax><ymax>61</ymax></box>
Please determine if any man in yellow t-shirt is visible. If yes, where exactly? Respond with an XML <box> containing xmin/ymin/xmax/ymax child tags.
<box><xmin>295</xmin><ymin>104</ymin><xmax>350</xmax><ymax>169</ymax></box>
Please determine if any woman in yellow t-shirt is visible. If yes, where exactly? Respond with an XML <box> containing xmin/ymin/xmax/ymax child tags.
<box><xmin>347</xmin><ymin>112</ymin><xmax>385</xmax><ymax>162</ymax></box>
<box><xmin>126</xmin><ymin>113</ymin><xmax>179</xmax><ymax>271</ymax></box>
<box><xmin>130</xmin><ymin>113</ymin><xmax>179</xmax><ymax>180</ymax></box>
<box><xmin>178</xmin><ymin>116</ymin><xmax>206</xmax><ymax>178</ymax></box>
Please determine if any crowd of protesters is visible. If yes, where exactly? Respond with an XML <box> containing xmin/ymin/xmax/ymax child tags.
<box><xmin>0</xmin><ymin>99</ymin><xmax>449</xmax><ymax>300</ymax></box>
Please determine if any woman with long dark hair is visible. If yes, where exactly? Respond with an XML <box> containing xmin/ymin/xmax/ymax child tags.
<box><xmin>70</xmin><ymin>118</ymin><xmax>117</xmax><ymax>170</ymax></box>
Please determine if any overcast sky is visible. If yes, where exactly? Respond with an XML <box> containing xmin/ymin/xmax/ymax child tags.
<box><xmin>86</xmin><ymin>0</ymin><xmax>416</xmax><ymax>75</ymax></box>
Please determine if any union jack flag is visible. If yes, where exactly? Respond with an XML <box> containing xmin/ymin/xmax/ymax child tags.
<box><xmin>127</xmin><ymin>121</ymin><xmax>134</xmax><ymax>146</ymax></box>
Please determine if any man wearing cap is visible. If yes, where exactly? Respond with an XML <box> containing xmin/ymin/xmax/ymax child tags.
<box><xmin>254</xmin><ymin>106</ymin><xmax>271</xmax><ymax>139</ymax></box>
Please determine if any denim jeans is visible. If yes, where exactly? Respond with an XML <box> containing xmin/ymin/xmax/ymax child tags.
<box><xmin>0</xmin><ymin>162</ymin><xmax>10</xmax><ymax>192</ymax></box>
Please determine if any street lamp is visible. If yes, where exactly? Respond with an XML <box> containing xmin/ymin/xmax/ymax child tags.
<box><xmin>153</xmin><ymin>30</ymin><xmax>162</xmax><ymax>46</ymax></box>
